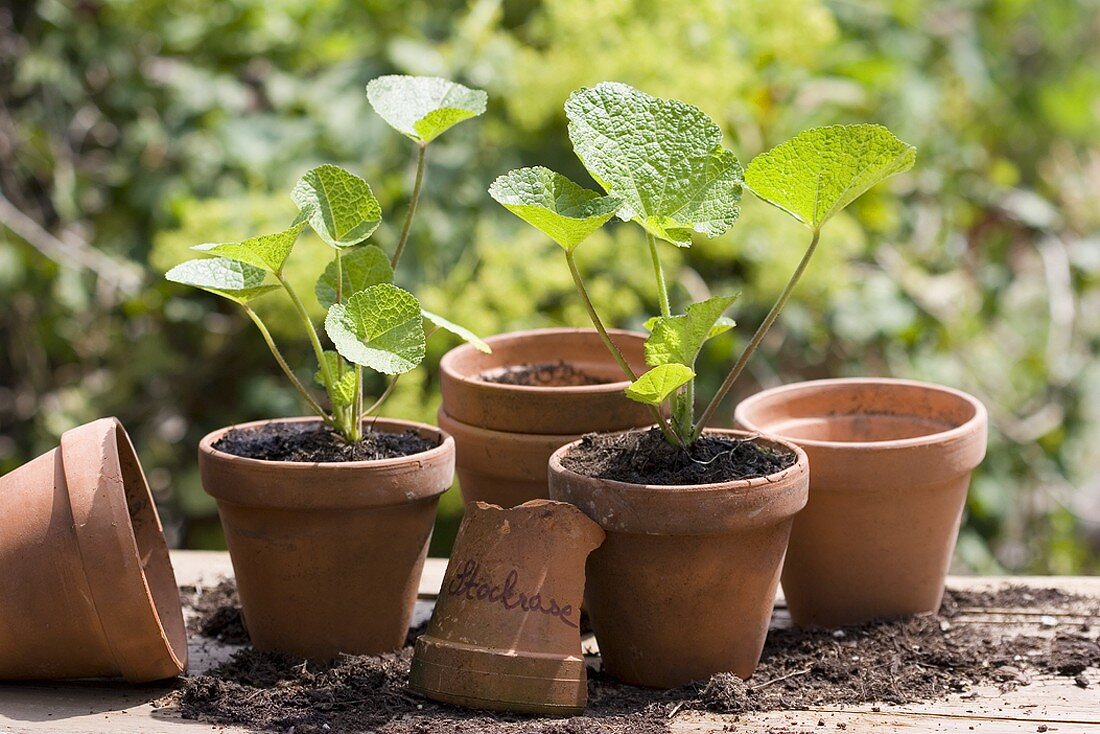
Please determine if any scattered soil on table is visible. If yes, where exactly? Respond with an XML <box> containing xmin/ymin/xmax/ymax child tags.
<box><xmin>173</xmin><ymin>582</ymin><xmax>1100</xmax><ymax>734</ymax></box>
<box><xmin>213</xmin><ymin>420</ymin><xmax>438</xmax><ymax>463</ymax></box>
<box><xmin>560</xmin><ymin>427</ymin><xmax>797</xmax><ymax>485</ymax></box>
<box><xmin>179</xmin><ymin>580</ymin><xmax>249</xmax><ymax>645</ymax></box>
<box><xmin>479</xmin><ymin>361</ymin><xmax>612</xmax><ymax>387</ymax></box>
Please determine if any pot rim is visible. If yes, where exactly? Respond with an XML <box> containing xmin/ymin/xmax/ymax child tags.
<box><xmin>440</xmin><ymin>327</ymin><xmax>641</xmax><ymax>396</ymax></box>
<box><xmin>198</xmin><ymin>415</ymin><xmax>455</xmax><ymax>471</ymax></box>
<box><xmin>734</xmin><ymin>377</ymin><xmax>988</xmax><ymax>452</ymax></box>
<box><xmin>548</xmin><ymin>427</ymin><xmax>808</xmax><ymax>494</ymax></box>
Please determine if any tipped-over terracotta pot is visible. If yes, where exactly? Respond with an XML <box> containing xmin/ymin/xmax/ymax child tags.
<box><xmin>548</xmin><ymin>430</ymin><xmax>809</xmax><ymax>689</ymax></box>
<box><xmin>199</xmin><ymin>417</ymin><xmax>453</xmax><ymax>661</ymax></box>
<box><xmin>410</xmin><ymin>500</ymin><xmax>604</xmax><ymax>715</ymax></box>
<box><xmin>440</xmin><ymin>328</ymin><xmax>653</xmax><ymax>508</ymax></box>
<box><xmin>0</xmin><ymin>417</ymin><xmax>188</xmax><ymax>682</ymax></box>
<box><xmin>735</xmin><ymin>378</ymin><xmax>988</xmax><ymax>627</ymax></box>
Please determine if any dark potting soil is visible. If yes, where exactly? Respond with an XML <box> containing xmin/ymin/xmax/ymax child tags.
<box><xmin>179</xmin><ymin>580</ymin><xmax>249</xmax><ymax>645</ymax></box>
<box><xmin>213</xmin><ymin>420</ymin><xmax>438</xmax><ymax>463</ymax></box>
<box><xmin>173</xmin><ymin>581</ymin><xmax>1100</xmax><ymax>734</ymax></box>
<box><xmin>479</xmin><ymin>361</ymin><xmax>612</xmax><ymax>387</ymax></box>
<box><xmin>561</xmin><ymin>427</ymin><xmax>797</xmax><ymax>486</ymax></box>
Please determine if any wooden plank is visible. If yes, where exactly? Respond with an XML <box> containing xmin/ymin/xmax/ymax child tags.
<box><xmin>1</xmin><ymin>551</ymin><xmax>1098</xmax><ymax>734</ymax></box>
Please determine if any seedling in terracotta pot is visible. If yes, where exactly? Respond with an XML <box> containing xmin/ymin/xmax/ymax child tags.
<box><xmin>492</xmin><ymin>81</ymin><xmax>916</xmax><ymax>451</ymax></box>
<box><xmin>167</xmin><ymin>76</ymin><xmax>489</xmax><ymax>444</ymax></box>
<box><xmin>164</xmin><ymin>76</ymin><xmax>488</xmax><ymax>661</ymax></box>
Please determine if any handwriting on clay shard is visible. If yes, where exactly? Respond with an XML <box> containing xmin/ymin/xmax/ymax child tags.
<box><xmin>445</xmin><ymin>559</ymin><xmax>577</xmax><ymax>628</ymax></box>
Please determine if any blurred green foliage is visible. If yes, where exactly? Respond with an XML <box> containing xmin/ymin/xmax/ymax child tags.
<box><xmin>2</xmin><ymin>0</ymin><xmax>1099</xmax><ymax>571</ymax></box>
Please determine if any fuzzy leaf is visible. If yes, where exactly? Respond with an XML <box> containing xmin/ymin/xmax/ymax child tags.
<box><xmin>644</xmin><ymin>295</ymin><xmax>739</xmax><ymax>368</ymax></box>
<box><xmin>565</xmin><ymin>82</ymin><xmax>742</xmax><ymax>247</ymax></box>
<box><xmin>291</xmin><ymin>165</ymin><xmax>382</xmax><ymax>249</ymax></box>
<box><xmin>625</xmin><ymin>364</ymin><xmax>695</xmax><ymax>406</ymax></box>
<box><xmin>366</xmin><ymin>75</ymin><xmax>487</xmax><ymax>143</ymax></box>
<box><xmin>192</xmin><ymin>222</ymin><xmax>306</xmax><ymax>273</ymax></box>
<box><xmin>324</xmin><ymin>283</ymin><xmax>426</xmax><ymax>375</ymax></box>
<box><xmin>488</xmin><ymin>167</ymin><xmax>621</xmax><ymax>252</ymax></box>
<box><xmin>314</xmin><ymin>351</ymin><xmax>358</xmax><ymax>407</ymax></box>
<box><xmin>315</xmin><ymin>245</ymin><xmax>394</xmax><ymax>309</ymax></box>
<box><xmin>745</xmin><ymin>124</ymin><xmax>916</xmax><ymax>232</ymax></box>
<box><xmin>165</xmin><ymin>258</ymin><xmax>279</xmax><ymax>303</ymax></box>
<box><xmin>422</xmin><ymin>309</ymin><xmax>491</xmax><ymax>353</ymax></box>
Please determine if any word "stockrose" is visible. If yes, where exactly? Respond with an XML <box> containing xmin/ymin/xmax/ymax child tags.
<box><xmin>446</xmin><ymin>559</ymin><xmax>577</xmax><ymax>628</ymax></box>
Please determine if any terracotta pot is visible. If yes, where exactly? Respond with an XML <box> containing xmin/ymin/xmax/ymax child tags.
<box><xmin>409</xmin><ymin>500</ymin><xmax>604</xmax><ymax>715</ymax></box>
<box><xmin>548</xmin><ymin>430</ymin><xmax>809</xmax><ymax>689</ymax></box>
<box><xmin>440</xmin><ymin>328</ymin><xmax>653</xmax><ymax>507</ymax></box>
<box><xmin>734</xmin><ymin>378</ymin><xmax>988</xmax><ymax>627</ymax></box>
<box><xmin>0</xmin><ymin>417</ymin><xmax>188</xmax><ymax>682</ymax></box>
<box><xmin>199</xmin><ymin>417</ymin><xmax>454</xmax><ymax>660</ymax></box>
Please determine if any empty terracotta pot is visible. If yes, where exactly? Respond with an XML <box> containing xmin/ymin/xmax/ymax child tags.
<box><xmin>0</xmin><ymin>417</ymin><xmax>188</xmax><ymax>682</ymax></box>
<box><xmin>548</xmin><ymin>431</ymin><xmax>809</xmax><ymax>689</ymax></box>
<box><xmin>199</xmin><ymin>417</ymin><xmax>454</xmax><ymax>661</ymax></box>
<box><xmin>440</xmin><ymin>328</ymin><xmax>653</xmax><ymax>508</ymax></box>
<box><xmin>409</xmin><ymin>500</ymin><xmax>604</xmax><ymax>715</ymax></box>
<box><xmin>734</xmin><ymin>377</ymin><xmax>988</xmax><ymax>627</ymax></box>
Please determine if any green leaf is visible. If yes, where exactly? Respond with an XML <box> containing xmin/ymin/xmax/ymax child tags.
<box><xmin>565</xmin><ymin>82</ymin><xmax>743</xmax><ymax>247</ymax></box>
<box><xmin>625</xmin><ymin>364</ymin><xmax>695</xmax><ymax>406</ymax></box>
<box><xmin>315</xmin><ymin>351</ymin><xmax>357</xmax><ymax>407</ymax></box>
<box><xmin>315</xmin><ymin>245</ymin><xmax>394</xmax><ymax>309</ymax></box>
<box><xmin>366</xmin><ymin>75</ymin><xmax>487</xmax><ymax>144</ymax></box>
<box><xmin>291</xmin><ymin>165</ymin><xmax>382</xmax><ymax>249</ymax></box>
<box><xmin>422</xmin><ymin>309</ymin><xmax>491</xmax><ymax>353</ymax></box>
<box><xmin>488</xmin><ymin>166</ymin><xmax>621</xmax><ymax>252</ymax></box>
<box><xmin>324</xmin><ymin>283</ymin><xmax>426</xmax><ymax>375</ymax></box>
<box><xmin>191</xmin><ymin>222</ymin><xmax>305</xmax><ymax>273</ymax></box>
<box><xmin>744</xmin><ymin>124</ymin><xmax>916</xmax><ymax>232</ymax></box>
<box><xmin>165</xmin><ymin>258</ymin><xmax>279</xmax><ymax>303</ymax></box>
<box><xmin>644</xmin><ymin>295</ymin><xmax>739</xmax><ymax>368</ymax></box>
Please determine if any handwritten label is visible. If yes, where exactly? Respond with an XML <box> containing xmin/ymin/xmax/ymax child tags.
<box><xmin>446</xmin><ymin>559</ymin><xmax>577</xmax><ymax>628</ymax></box>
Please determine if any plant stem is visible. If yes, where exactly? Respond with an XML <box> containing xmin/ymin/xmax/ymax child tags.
<box><xmin>565</xmin><ymin>251</ymin><xmax>683</xmax><ymax>447</ymax></box>
<box><xmin>390</xmin><ymin>142</ymin><xmax>428</xmax><ymax>270</ymax></box>
<box><xmin>242</xmin><ymin>304</ymin><xmax>332</xmax><ymax>424</ymax></box>
<box><xmin>364</xmin><ymin>374</ymin><xmax>401</xmax><ymax>416</ymax></box>
<box><xmin>692</xmin><ymin>228</ymin><xmax>821</xmax><ymax>441</ymax></box>
<box><xmin>646</xmin><ymin>231</ymin><xmax>671</xmax><ymax>317</ymax></box>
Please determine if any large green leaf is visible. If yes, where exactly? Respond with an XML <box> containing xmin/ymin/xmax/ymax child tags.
<box><xmin>324</xmin><ymin>283</ymin><xmax>426</xmax><ymax>375</ymax></box>
<box><xmin>366</xmin><ymin>75</ymin><xmax>487</xmax><ymax>144</ymax></box>
<box><xmin>165</xmin><ymin>257</ymin><xmax>279</xmax><ymax>303</ymax></box>
<box><xmin>488</xmin><ymin>166</ymin><xmax>621</xmax><ymax>252</ymax></box>
<box><xmin>191</xmin><ymin>222</ymin><xmax>306</xmax><ymax>273</ymax></box>
<box><xmin>422</xmin><ymin>309</ymin><xmax>491</xmax><ymax>353</ymax></box>
<box><xmin>315</xmin><ymin>350</ymin><xmax>357</xmax><ymax>407</ymax></box>
<box><xmin>644</xmin><ymin>295</ymin><xmax>739</xmax><ymax>368</ymax></box>
<box><xmin>291</xmin><ymin>165</ymin><xmax>382</xmax><ymax>249</ymax></box>
<box><xmin>315</xmin><ymin>245</ymin><xmax>394</xmax><ymax>309</ymax></box>
<box><xmin>625</xmin><ymin>364</ymin><xmax>695</xmax><ymax>406</ymax></box>
<box><xmin>565</xmin><ymin>82</ymin><xmax>743</xmax><ymax>247</ymax></box>
<box><xmin>744</xmin><ymin>124</ymin><xmax>916</xmax><ymax>232</ymax></box>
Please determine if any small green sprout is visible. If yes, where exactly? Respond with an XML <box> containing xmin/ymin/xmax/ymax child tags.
<box><xmin>166</xmin><ymin>76</ymin><xmax>489</xmax><ymax>443</ymax></box>
<box><xmin>491</xmin><ymin>82</ymin><xmax>915</xmax><ymax>447</ymax></box>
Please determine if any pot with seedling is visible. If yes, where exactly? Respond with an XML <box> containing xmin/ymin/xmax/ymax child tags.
<box><xmin>165</xmin><ymin>76</ymin><xmax>489</xmax><ymax>661</ymax></box>
<box><xmin>493</xmin><ymin>82</ymin><xmax>917</xmax><ymax>688</ymax></box>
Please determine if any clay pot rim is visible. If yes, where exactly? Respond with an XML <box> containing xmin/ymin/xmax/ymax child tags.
<box><xmin>734</xmin><ymin>377</ymin><xmax>988</xmax><ymax>452</ymax></box>
<box><xmin>438</xmin><ymin>407</ymin><xmax>581</xmax><ymax>444</ymax></box>
<box><xmin>548</xmin><ymin>427</ymin><xmax>808</xmax><ymax>494</ymax></box>
<box><xmin>198</xmin><ymin>415</ymin><xmax>455</xmax><ymax>471</ymax></box>
<box><xmin>440</xmin><ymin>327</ymin><xmax>639</xmax><ymax>396</ymax></box>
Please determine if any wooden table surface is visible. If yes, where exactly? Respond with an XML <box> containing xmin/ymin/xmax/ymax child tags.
<box><xmin>1</xmin><ymin>551</ymin><xmax>1098</xmax><ymax>733</ymax></box>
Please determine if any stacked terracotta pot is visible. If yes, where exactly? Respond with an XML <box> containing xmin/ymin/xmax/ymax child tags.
<box><xmin>439</xmin><ymin>328</ymin><xmax>655</xmax><ymax>508</ymax></box>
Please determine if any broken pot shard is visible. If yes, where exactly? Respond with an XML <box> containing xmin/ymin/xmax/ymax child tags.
<box><xmin>409</xmin><ymin>499</ymin><xmax>605</xmax><ymax>715</ymax></box>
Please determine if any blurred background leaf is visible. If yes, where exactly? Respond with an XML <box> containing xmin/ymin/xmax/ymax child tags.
<box><xmin>1</xmin><ymin>0</ymin><xmax>1099</xmax><ymax>571</ymax></box>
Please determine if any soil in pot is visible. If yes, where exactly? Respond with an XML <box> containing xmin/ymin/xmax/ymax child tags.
<box><xmin>173</xmin><ymin>580</ymin><xmax>1100</xmax><ymax>733</ymax></box>
<box><xmin>214</xmin><ymin>420</ymin><xmax>438</xmax><ymax>463</ymax></box>
<box><xmin>479</xmin><ymin>360</ymin><xmax>612</xmax><ymax>387</ymax></box>
<box><xmin>561</xmin><ymin>427</ymin><xmax>796</xmax><ymax>485</ymax></box>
